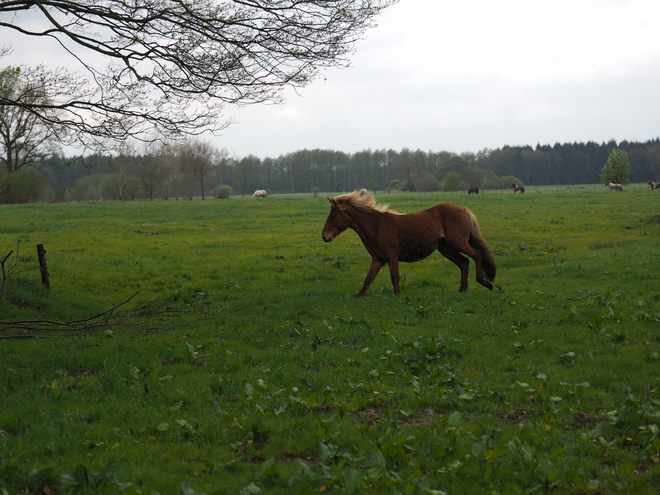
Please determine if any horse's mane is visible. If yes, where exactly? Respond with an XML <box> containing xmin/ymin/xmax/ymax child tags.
<box><xmin>333</xmin><ymin>191</ymin><xmax>390</xmax><ymax>213</ymax></box>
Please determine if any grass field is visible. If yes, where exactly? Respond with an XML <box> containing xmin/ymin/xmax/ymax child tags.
<box><xmin>1</xmin><ymin>185</ymin><xmax>660</xmax><ymax>494</ymax></box>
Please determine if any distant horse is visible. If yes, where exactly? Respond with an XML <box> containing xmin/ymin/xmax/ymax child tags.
<box><xmin>605</xmin><ymin>182</ymin><xmax>623</xmax><ymax>191</ymax></box>
<box><xmin>321</xmin><ymin>191</ymin><xmax>496</xmax><ymax>295</ymax></box>
<box><xmin>467</xmin><ymin>187</ymin><xmax>479</xmax><ymax>194</ymax></box>
<box><xmin>252</xmin><ymin>189</ymin><xmax>268</xmax><ymax>198</ymax></box>
<box><xmin>511</xmin><ymin>183</ymin><xmax>525</xmax><ymax>193</ymax></box>
<box><xmin>649</xmin><ymin>180</ymin><xmax>660</xmax><ymax>190</ymax></box>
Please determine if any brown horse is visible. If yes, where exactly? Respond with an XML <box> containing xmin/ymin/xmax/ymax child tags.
<box><xmin>321</xmin><ymin>191</ymin><xmax>496</xmax><ymax>295</ymax></box>
<box><xmin>649</xmin><ymin>180</ymin><xmax>660</xmax><ymax>190</ymax></box>
<box><xmin>511</xmin><ymin>183</ymin><xmax>525</xmax><ymax>193</ymax></box>
<box><xmin>605</xmin><ymin>182</ymin><xmax>623</xmax><ymax>191</ymax></box>
<box><xmin>467</xmin><ymin>187</ymin><xmax>479</xmax><ymax>194</ymax></box>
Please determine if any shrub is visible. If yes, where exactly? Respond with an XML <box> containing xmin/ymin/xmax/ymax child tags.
<box><xmin>388</xmin><ymin>179</ymin><xmax>402</xmax><ymax>191</ymax></box>
<box><xmin>0</xmin><ymin>169</ymin><xmax>46</xmax><ymax>204</ymax></box>
<box><xmin>214</xmin><ymin>184</ymin><xmax>233</xmax><ymax>199</ymax></box>
<box><xmin>414</xmin><ymin>172</ymin><xmax>441</xmax><ymax>192</ymax></box>
<box><xmin>497</xmin><ymin>175</ymin><xmax>524</xmax><ymax>189</ymax></box>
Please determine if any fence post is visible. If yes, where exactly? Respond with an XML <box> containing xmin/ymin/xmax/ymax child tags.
<box><xmin>36</xmin><ymin>244</ymin><xmax>50</xmax><ymax>290</ymax></box>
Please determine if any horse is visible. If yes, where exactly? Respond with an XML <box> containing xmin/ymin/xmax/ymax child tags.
<box><xmin>467</xmin><ymin>187</ymin><xmax>479</xmax><ymax>194</ymax></box>
<box><xmin>321</xmin><ymin>191</ymin><xmax>496</xmax><ymax>295</ymax></box>
<box><xmin>649</xmin><ymin>180</ymin><xmax>660</xmax><ymax>190</ymax></box>
<box><xmin>252</xmin><ymin>189</ymin><xmax>267</xmax><ymax>198</ymax></box>
<box><xmin>511</xmin><ymin>183</ymin><xmax>525</xmax><ymax>193</ymax></box>
<box><xmin>605</xmin><ymin>182</ymin><xmax>623</xmax><ymax>191</ymax></box>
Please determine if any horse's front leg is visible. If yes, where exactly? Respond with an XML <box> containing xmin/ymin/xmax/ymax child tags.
<box><xmin>356</xmin><ymin>258</ymin><xmax>384</xmax><ymax>297</ymax></box>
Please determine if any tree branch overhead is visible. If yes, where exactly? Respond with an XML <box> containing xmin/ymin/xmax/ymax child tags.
<box><xmin>0</xmin><ymin>0</ymin><xmax>396</xmax><ymax>149</ymax></box>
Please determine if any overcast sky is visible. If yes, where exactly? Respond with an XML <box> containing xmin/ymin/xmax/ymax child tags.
<box><xmin>3</xmin><ymin>0</ymin><xmax>660</xmax><ymax>159</ymax></box>
<box><xmin>219</xmin><ymin>0</ymin><xmax>660</xmax><ymax>158</ymax></box>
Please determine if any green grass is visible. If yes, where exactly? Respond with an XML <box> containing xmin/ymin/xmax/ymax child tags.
<box><xmin>1</xmin><ymin>185</ymin><xmax>660</xmax><ymax>494</ymax></box>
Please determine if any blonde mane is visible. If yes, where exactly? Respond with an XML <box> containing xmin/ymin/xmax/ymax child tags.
<box><xmin>333</xmin><ymin>190</ymin><xmax>390</xmax><ymax>212</ymax></box>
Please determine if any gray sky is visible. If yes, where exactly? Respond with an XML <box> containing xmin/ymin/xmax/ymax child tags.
<box><xmin>3</xmin><ymin>0</ymin><xmax>660</xmax><ymax>159</ymax></box>
<box><xmin>219</xmin><ymin>0</ymin><xmax>660</xmax><ymax>158</ymax></box>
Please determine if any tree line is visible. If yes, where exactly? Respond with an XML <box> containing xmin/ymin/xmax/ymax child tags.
<box><xmin>1</xmin><ymin>137</ymin><xmax>658</xmax><ymax>204</ymax></box>
<box><xmin>3</xmin><ymin>2</ymin><xmax>658</xmax><ymax>203</ymax></box>
<box><xmin>0</xmin><ymin>0</ymin><xmax>394</xmax><ymax>203</ymax></box>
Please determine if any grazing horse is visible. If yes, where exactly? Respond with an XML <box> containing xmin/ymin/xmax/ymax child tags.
<box><xmin>252</xmin><ymin>189</ymin><xmax>268</xmax><ymax>198</ymax></box>
<box><xmin>321</xmin><ymin>191</ymin><xmax>496</xmax><ymax>295</ymax></box>
<box><xmin>511</xmin><ymin>183</ymin><xmax>525</xmax><ymax>193</ymax></box>
<box><xmin>467</xmin><ymin>187</ymin><xmax>479</xmax><ymax>194</ymax></box>
<box><xmin>605</xmin><ymin>182</ymin><xmax>623</xmax><ymax>191</ymax></box>
<box><xmin>649</xmin><ymin>180</ymin><xmax>660</xmax><ymax>190</ymax></box>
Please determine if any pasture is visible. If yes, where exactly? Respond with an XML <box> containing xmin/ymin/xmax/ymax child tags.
<box><xmin>1</xmin><ymin>186</ymin><xmax>660</xmax><ymax>494</ymax></box>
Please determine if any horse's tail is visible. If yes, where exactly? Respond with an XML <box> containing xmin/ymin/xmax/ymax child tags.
<box><xmin>467</xmin><ymin>210</ymin><xmax>496</xmax><ymax>282</ymax></box>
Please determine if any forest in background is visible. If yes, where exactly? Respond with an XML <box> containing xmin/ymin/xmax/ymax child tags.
<box><xmin>2</xmin><ymin>137</ymin><xmax>660</xmax><ymax>203</ymax></box>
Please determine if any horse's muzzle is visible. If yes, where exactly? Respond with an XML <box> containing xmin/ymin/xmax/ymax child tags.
<box><xmin>322</xmin><ymin>234</ymin><xmax>333</xmax><ymax>243</ymax></box>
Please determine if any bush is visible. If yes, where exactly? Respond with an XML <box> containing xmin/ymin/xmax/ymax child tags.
<box><xmin>214</xmin><ymin>184</ymin><xmax>233</xmax><ymax>199</ymax></box>
<box><xmin>414</xmin><ymin>172</ymin><xmax>441</xmax><ymax>192</ymax></box>
<box><xmin>497</xmin><ymin>175</ymin><xmax>524</xmax><ymax>190</ymax></box>
<box><xmin>101</xmin><ymin>174</ymin><xmax>140</xmax><ymax>200</ymax></box>
<box><xmin>0</xmin><ymin>169</ymin><xmax>46</xmax><ymax>204</ymax></box>
<box><xmin>476</xmin><ymin>169</ymin><xmax>499</xmax><ymax>190</ymax></box>
<box><xmin>65</xmin><ymin>176</ymin><xmax>93</xmax><ymax>202</ymax></box>
<box><xmin>388</xmin><ymin>179</ymin><xmax>402</xmax><ymax>191</ymax></box>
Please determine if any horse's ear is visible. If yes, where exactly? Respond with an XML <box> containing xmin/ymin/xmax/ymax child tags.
<box><xmin>328</xmin><ymin>198</ymin><xmax>337</xmax><ymax>208</ymax></box>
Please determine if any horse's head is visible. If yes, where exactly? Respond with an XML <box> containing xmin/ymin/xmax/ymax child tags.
<box><xmin>321</xmin><ymin>198</ymin><xmax>351</xmax><ymax>243</ymax></box>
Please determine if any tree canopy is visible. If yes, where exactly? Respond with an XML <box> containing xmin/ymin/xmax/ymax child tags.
<box><xmin>0</xmin><ymin>65</ymin><xmax>68</xmax><ymax>173</ymax></box>
<box><xmin>0</xmin><ymin>0</ymin><xmax>396</xmax><ymax>150</ymax></box>
<box><xmin>600</xmin><ymin>149</ymin><xmax>632</xmax><ymax>185</ymax></box>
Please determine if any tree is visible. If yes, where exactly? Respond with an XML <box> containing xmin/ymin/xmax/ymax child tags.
<box><xmin>177</xmin><ymin>140</ymin><xmax>216</xmax><ymax>200</ymax></box>
<box><xmin>441</xmin><ymin>171</ymin><xmax>461</xmax><ymax>192</ymax></box>
<box><xmin>0</xmin><ymin>1</ymin><xmax>396</xmax><ymax>149</ymax></box>
<box><xmin>435</xmin><ymin>155</ymin><xmax>477</xmax><ymax>187</ymax></box>
<box><xmin>66</xmin><ymin>176</ymin><xmax>92</xmax><ymax>202</ymax></box>
<box><xmin>600</xmin><ymin>149</ymin><xmax>631</xmax><ymax>185</ymax></box>
<box><xmin>134</xmin><ymin>145</ymin><xmax>172</xmax><ymax>200</ymax></box>
<box><xmin>414</xmin><ymin>172</ymin><xmax>441</xmax><ymax>192</ymax></box>
<box><xmin>0</xmin><ymin>66</ymin><xmax>65</xmax><ymax>173</ymax></box>
<box><xmin>107</xmin><ymin>150</ymin><xmax>140</xmax><ymax>200</ymax></box>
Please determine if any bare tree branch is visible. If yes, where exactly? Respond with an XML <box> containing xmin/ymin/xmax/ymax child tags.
<box><xmin>0</xmin><ymin>0</ymin><xmax>396</xmax><ymax>149</ymax></box>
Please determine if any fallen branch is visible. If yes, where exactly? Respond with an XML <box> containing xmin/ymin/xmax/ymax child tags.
<box><xmin>0</xmin><ymin>292</ymin><xmax>139</xmax><ymax>332</ymax></box>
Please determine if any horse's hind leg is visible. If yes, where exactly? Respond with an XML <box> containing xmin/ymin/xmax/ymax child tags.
<box><xmin>457</xmin><ymin>243</ymin><xmax>494</xmax><ymax>291</ymax></box>
<box><xmin>438</xmin><ymin>243</ymin><xmax>470</xmax><ymax>292</ymax></box>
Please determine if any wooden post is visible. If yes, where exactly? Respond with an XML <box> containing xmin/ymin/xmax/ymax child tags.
<box><xmin>36</xmin><ymin>244</ymin><xmax>50</xmax><ymax>290</ymax></box>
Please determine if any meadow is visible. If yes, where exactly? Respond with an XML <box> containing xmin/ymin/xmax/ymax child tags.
<box><xmin>1</xmin><ymin>185</ymin><xmax>660</xmax><ymax>494</ymax></box>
